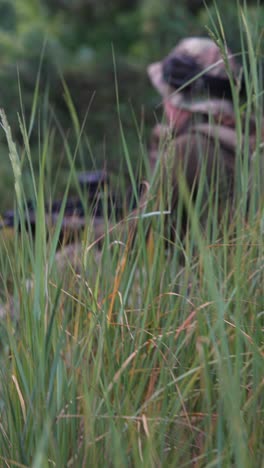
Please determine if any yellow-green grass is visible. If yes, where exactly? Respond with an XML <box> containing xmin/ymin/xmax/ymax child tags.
<box><xmin>0</xmin><ymin>3</ymin><xmax>263</xmax><ymax>467</ymax></box>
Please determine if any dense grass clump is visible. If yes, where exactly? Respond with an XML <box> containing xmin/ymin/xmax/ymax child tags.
<box><xmin>0</xmin><ymin>5</ymin><xmax>263</xmax><ymax>467</ymax></box>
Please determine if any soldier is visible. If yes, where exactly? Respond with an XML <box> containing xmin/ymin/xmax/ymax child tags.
<box><xmin>147</xmin><ymin>37</ymin><xmax>261</xmax><ymax>237</ymax></box>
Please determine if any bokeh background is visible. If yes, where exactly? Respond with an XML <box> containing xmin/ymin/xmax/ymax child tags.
<box><xmin>0</xmin><ymin>0</ymin><xmax>263</xmax><ymax>210</ymax></box>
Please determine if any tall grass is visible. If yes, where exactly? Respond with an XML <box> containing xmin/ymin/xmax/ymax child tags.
<box><xmin>0</xmin><ymin>4</ymin><xmax>263</xmax><ymax>467</ymax></box>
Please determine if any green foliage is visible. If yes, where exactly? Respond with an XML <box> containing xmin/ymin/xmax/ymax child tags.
<box><xmin>0</xmin><ymin>2</ymin><xmax>263</xmax><ymax>465</ymax></box>
<box><xmin>0</xmin><ymin>0</ymin><xmax>263</xmax><ymax>211</ymax></box>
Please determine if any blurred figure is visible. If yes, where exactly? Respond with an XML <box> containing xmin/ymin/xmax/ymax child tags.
<box><xmin>147</xmin><ymin>37</ymin><xmax>260</xmax><ymax>235</ymax></box>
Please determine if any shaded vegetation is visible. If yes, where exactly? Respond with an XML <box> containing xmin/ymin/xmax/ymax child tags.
<box><xmin>0</xmin><ymin>2</ymin><xmax>263</xmax><ymax>466</ymax></box>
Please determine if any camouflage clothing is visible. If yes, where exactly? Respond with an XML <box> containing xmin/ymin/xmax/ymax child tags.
<box><xmin>147</xmin><ymin>37</ymin><xmax>262</xmax><ymax>232</ymax></box>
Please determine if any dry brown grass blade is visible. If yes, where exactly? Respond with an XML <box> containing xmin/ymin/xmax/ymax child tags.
<box><xmin>11</xmin><ymin>375</ymin><xmax>26</xmax><ymax>423</ymax></box>
<box><xmin>107</xmin><ymin>189</ymin><xmax>149</xmax><ymax>323</ymax></box>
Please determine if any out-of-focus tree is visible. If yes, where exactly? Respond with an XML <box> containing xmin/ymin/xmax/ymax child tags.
<box><xmin>0</xmin><ymin>0</ymin><xmax>263</xmax><ymax>208</ymax></box>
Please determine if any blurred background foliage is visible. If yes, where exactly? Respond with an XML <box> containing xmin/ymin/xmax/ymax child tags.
<box><xmin>0</xmin><ymin>0</ymin><xmax>263</xmax><ymax>209</ymax></box>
